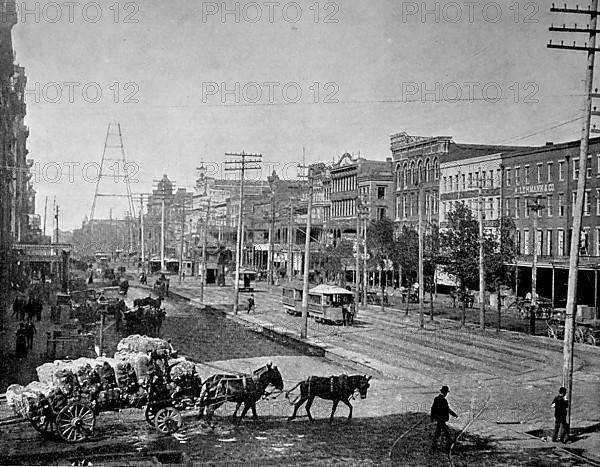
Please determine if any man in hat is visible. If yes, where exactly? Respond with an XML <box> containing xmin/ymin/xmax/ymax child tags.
<box><xmin>551</xmin><ymin>386</ymin><xmax>569</xmax><ymax>443</ymax></box>
<box><xmin>430</xmin><ymin>385</ymin><xmax>458</xmax><ymax>452</ymax></box>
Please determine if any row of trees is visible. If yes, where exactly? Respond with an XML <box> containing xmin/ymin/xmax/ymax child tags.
<box><xmin>313</xmin><ymin>202</ymin><xmax>518</xmax><ymax>329</ymax></box>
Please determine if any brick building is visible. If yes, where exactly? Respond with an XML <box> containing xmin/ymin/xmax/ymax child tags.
<box><xmin>502</xmin><ymin>138</ymin><xmax>600</xmax><ymax>310</ymax></box>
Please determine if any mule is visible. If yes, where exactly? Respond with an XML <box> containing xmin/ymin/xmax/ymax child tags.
<box><xmin>286</xmin><ymin>375</ymin><xmax>371</xmax><ymax>423</ymax></box>
<box><xmin>198</xmin><ymin>363</ymin><xmax>284</xmax><ymax>423</ymax></box>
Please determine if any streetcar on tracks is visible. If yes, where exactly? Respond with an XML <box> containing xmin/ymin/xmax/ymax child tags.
<box><xmin>307</xmin><ymin>284</ymin><xmax>353</xmax><ymax>325</ymax></box>
<box><xmin>281</xmin><ymin>281</ymin><xmax>304</xmax><ymax>316</ymax></box>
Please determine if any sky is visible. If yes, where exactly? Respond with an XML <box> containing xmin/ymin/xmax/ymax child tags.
<box><xmin>11</xmin><ymin>0</ymin><xmax>591</xmax><ymax>229</ymax></box>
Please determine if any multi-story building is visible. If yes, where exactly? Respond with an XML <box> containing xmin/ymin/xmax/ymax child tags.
<box><xmin>325</xmin><ymin>153</ymin><xmax>395</xmax><ymax>245</ymax></box>
<box><xmin>502</xmin><ymin>138</ymin><xmax>600</xmax><ymax>310</ymax></box>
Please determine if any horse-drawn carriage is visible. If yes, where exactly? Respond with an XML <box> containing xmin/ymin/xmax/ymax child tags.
<box><xmin>123</xmin><ymin>297</ymin><xmax>166</xmax><ymax>337</ymax></box>
<box><xmin>517</xmin><ymin>297</ymin><xmax>554</xmax><ymax>320</ymax></box>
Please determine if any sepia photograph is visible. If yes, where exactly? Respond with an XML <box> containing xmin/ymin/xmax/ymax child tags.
<box><xmin>0</xmin><ymin>0</ymin><xmax>599</xmax><ymax>465</ymax></box>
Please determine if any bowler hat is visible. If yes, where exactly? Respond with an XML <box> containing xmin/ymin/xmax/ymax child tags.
<box><xmin>441</xmin><ymin>385</ymin><xmax>449</xmax><ymax>394</ymax></box>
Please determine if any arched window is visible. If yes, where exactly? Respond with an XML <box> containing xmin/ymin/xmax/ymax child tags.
<box><xmin>410</xmin><ymin>162</ymin><xmax>415</xmax><ymax>185</ymax></box>
<box><xmin>417</xmin><ymin>160</ymin><xmax>423</xmax><ymax>184</ymax></box>
<box><xmin>396</xmin><ymin>165</ymin><xmax>403</xmax><ymax>189</ymax></box>
<box><xmin>425</xmin><ymin>158</ymin><xmax>431</xmax><ymax>182</ymax></box>
<box><xmin>403</xmin><ymin>163</ymin><xmax>408</xmax><ymax>187</ymax></box>
<box><xmin>433</xmin><ymin>157</ymin><xmax>439</xmax><ymax>180</ymax></box>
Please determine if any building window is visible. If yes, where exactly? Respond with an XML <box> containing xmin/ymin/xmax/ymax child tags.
<box><xmin>574</xmin><ymin>158</ymin><xmax>580</xmax><ymax>180</ymax></box>
<box><xmin>546</xmin><ymin>230</ymin><xmax>552</xmax><ymax>256</ymax></box>
<box><xmin>515</xmin><ymin>197</ymin><xmax>520</xmax><ymax>218</ymax></box>
<box><xmin>468</xmin><ymin>172</ymin><xmax>473</xmax><ymax>189</ymax></box>
<box><xmin>537</xmin><ymin>164</ymin><xmax>543</xmax><ymax>183</ymax></box>
<box><xmin>547</xmin><ymin>195</ymin><xmax>553</xmax><ymax>217</ymax></box>
<box><xmin>461</xmin><ymin>174</ymin><xmax>466</xmax><ymax>190</ymax></box>
<box><xmin>558</xmin><ymin>229</ymin><xmax>565</xmax><ymax>255</ymax></box>
<box><xmin>506</xmin><ymin>168</ymin><xmax>511</xmax><ymax>186</ymax></box>
<box><xmin>517</xmin><ymin>230</ymin><xmax>522</xmax><ymax>254</ymax></box>
<box><xmin>524</xmin><ymin>199</ymin><xmax>530</xmax><ymax>218</ymax></box>
<box><xmin>587</xmin><ymin>155</ymin><xmax>593</xmax><ymax>178</ymax></box>
<box><xmin>558</xmin><ymin>193</ymin><xmax>565</xmax><ymax>217</ymax></box>
<box><xmin>597</xmin><ymin>227</ymin><xmax>600</xmax><ymax>256</ymax></box>
<box><xmin>597</xmin><ymin>189</ymin><xmax>600</xmax><ymax>215</ymax></box>
<box><xmin>536</xmin><ymin>230</ymin><xmax>543</xmax><ymax>256</ymax></box>
<box><xmin>515</xmin><ymin>167</ymin><xmax>521</xmax><ymax>185</ymax></box>
<box><xmin>377</xmin><ymin>186</ymin><xmax>386</xmax><ymax>200</ymax></box>
<box><xmin>524</xmin><ymin>166</ymin><xmax>530</xmax><ymax>184</ymax></box>
<box><xmin>547</xmin><ymin>162</ymin><xmax>553</xmax><ymax>182</ymax></box>
<box><xmin>403</xmin><ymin>195</ymin><xmax>407</xmax><ymax>218</ymax></box>
<box><xmin>585</xmin><ymin>190</ymin><xmax>591</xmax><ymax>216</ymax></box>
<box><xmin>378</xmin><ymin>207</ymin><xmax>386</xmax><ymax>220</ymax></box>
<box><xmin>573</xmin><ymin>192</ymin><xmax>577</xmax><ymax>216</ymax></box>
<box><xmin>581</xmin><ymin>228</ymin><xmax>590</xmax><ymax>255</ymax></box>
<box><xmin>558</xmin><ymin>161</ymin><xmax>565</xmax><ymax>181</ymax></box>
<box><xmin>442</xmin><ymin>176</ymin><xmax>447</xmax><ymax>193</ymax></box>
<box><xmin>524</xmin><ymin>229</ymin><xmax>530</xmax><ymax>255</ymax></box>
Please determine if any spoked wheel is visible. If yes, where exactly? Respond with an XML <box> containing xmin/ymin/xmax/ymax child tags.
<box><xmin>56</xmin><ymin>403</ymin><xmax>95</xmax><ymax>443</ymax></box>
<box><xmin>154</xmin><ymin>407</ymin><xmax>182</xmax><ymax>434</ymax></box>
<box><xmin>575</xmin><ymin>327</ymin><xmax>586</xmax><ymax>344</ymax></box>
<box><xmin>145</xmin><ymin>404</ymin><xmax>160</xmax><ymax>427</ymax></box>
<box><xmin>585</xmin><ymin>333</ymin><xmax>598</xmax><ymax>346</ymax></box>
<box><xmin>29</xmin><ymin>414</ymin><xmax>56</xmax><ymax>439</ymax></box>
<box><xmin>547</xmin><ymin>325</ymin><xmax>558</xmax><ymax>340</ymax></box>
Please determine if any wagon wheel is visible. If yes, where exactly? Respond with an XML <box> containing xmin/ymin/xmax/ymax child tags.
<box><xmin>154</xmin><ymin>407</ymin><xmax>182</xmax><ymax>434</ymax></box>
<box><xmin>55</xmin><ymin>403</ymin><xmax>95</xmax><ymax>443</ymax></box>
<box><xmin>547</xmin><ymin>324</ymin><xmax>558</xmax><ymax>340</ymax></box>
<box><xmin>145</xmin><ymin>404</ymin><xmax>160</xmax><ymax>427</ymax></box>
<box><xmin>585</xmin><ymin>333</ymin><xmax>597</xmax><ymax>346</ymax></box>
<box><xmin>29</xmin><ymin>413</ymin><xmax>56</xmax><ymax>439</ymax></box>
<box><xmin>575</xmin><ymin>327</ymin><xmax>586</xmax><ymax>344</ymax></box>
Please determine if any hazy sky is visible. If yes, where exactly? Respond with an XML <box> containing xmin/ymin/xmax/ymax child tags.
<box><xmin>12</xmin><ymin>0</ymin><xmax>589</xmax><ymax>229</ymax></box>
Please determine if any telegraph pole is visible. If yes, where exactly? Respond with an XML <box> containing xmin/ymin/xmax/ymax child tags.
<box><xmin>225</xmin><ymin>152</ymin><xmax>262</xmax><ymax>314</ymax></box>
<box><xmin>178</xmin><ymin>201</ymin><xmax>186</xmax><ymax>283</ymax></box>
<box><xmin>529</xmin><ymin>198</ymin><xmax>544</xmax><ymax>335</ymax></box>
<box><xmin>153</xmin><ymin>179</ymin><xmax>175</xmax><ymax>272</ymax></box>
<box><xmin>418</xmin><ymin>185</ymin><xmax>424</xmax><ymax>329</ymax></box>
<box><xmin>478</xmin><ymin>173</ymin><xmax>485</xmax><ymax>332</ymax></box>
<box><xmin>55</xmin><ymin>204</ymin><xmax>60</xmax><ymax>244</ymax></box>
<box><xmin>299</xmin><ymin>167</ymin><xmax>313</xmax><ymax>339</ymax></box>
<box><xmin>362</xmin><ymin>201</ymin><xmax>368</xmax><ymax>307</ymax></box>
<box><xmin>548</xmin><ymin>0</ymin><xmax>599</xmax><ymax>428</ymax></box>
<box><xmin>43</xmin><ymin>196</ymin><xmax>48</xmax><ymax>237</ymax></box>
<box><xmin>200</xmin><ymin>198</ymin><xmax>211</xmax><ymax>304</ymax></box>
<box><xmin>268</xmin><ymin>194</ymin><xmax>275</xmax><ymax>285</ymax></box>
<box><xmin>287</xmin><ymin>202</ymin><xmax>294</xmax><ymax>282</ymax></box>
<box><xmin>355</xmin><ymin>195</ymin><xmax>362</xmax><ymax>312</ymax></box>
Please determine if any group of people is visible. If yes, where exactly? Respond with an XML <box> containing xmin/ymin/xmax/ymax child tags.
<box><xmin>15</xmin><ymin>320</ymin><xmax>37</xmax><ymax>359</ymax></box>
<box><xmin>13</xmin><ymin>293</ymin><xmax>42</xmax><ymax>360</ymax></box>
<box><xmin>342</xmin><ymin>301</ymin><xmax>356</xmax><ymax>326</ymax></box>
<box><xmin>429</xmin><ymin>384</ymin><xmax>570</xmax><ymax>454</ymax></box>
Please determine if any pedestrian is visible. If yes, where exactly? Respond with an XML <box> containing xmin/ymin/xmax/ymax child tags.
<box><xmin>182</xmin><ymin>271</ymin><xmax>186</xmax><ymax>281</ymax></box>
<box><xmin>34</xmin><ymin>297</ymin><xmax>43</xmax><ymax>322</ymax></box>
<box><xmin>551</xmin><ymin>386</ymin><xmax>569</xmax><ymax>443</ymax></box>
<box><xmin>12</xmin><ymin>294</ymin><xmax>25</xmax><ymax>319</ymax></box>
<box><xmin>25</xmin><ymin>319</ymin><xmax>36</xmax><ymax>350</ymax></box>
<box><xmin>247</xmin><ymin>294</ymin><xmax>255</xmax><ymax>314</ymax></box>
<box><xmin>430</xmin><ymin>385</ymin><xmax>458</xmax><ymax>453</ymax></box>
<box><xmin>348</xmin><ymin>301</ymin><xmax>356</xmax><ymax>326</ymax></box>
<box><xmin>15</xmin><ymin>323</ymin><xmax>28</xmax><ymax>359</ymax></box>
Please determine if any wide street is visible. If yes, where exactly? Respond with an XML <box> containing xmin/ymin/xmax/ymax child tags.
<box><xmin>1</xmin><ymin>281</ymin><xmax>599</xmax><ymax>466</ymax></box>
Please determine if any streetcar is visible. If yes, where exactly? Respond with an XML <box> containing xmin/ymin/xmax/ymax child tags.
<box><xmin>282</xmin><ymin>281</ymin><xmax>304</xmax><ymax>316</ymax></box>
<box><xmin>307</xmin><ymin>284</ymin><xmax>354</xmax><ymax>325</ymax></box>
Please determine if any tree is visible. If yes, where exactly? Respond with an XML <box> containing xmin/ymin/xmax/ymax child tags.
<box><xmin>368</xmin><ymin>217</ymin><xmax>397</xmax><ymax>311</ymax></box>
<box><xmin>314</xmin><ymin>240</ymin><xmax>353</xmax><ymax>284</ymax></box>
<box><xmin>484</xmin><ymin>216</ymin><xmax>517</xmax><ymax>332</ymax></box>
<box><xmin>439</xmin><ymin>203</ymin><xmax>480</xmax><ymax>325</ymax></box>
<box><xmin>395</xmin><ymin>225</ymin><xmax>418</xmax><ymax>287</ymax></box>
<box><xmin>424</xmin><ymin>223</ymin><xmax>440</xmax><ymax>320</ymax></box>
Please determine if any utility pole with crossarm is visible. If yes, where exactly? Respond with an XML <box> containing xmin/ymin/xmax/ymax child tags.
<box><xmin>548</xmin><ymin>0</ymin><xmax>600</xmax><ymax>430</ymax></box>
<box><xmin>225</xmin><ymin>152</ymin><xmax>262</xmax><ymax>314</ymax></box>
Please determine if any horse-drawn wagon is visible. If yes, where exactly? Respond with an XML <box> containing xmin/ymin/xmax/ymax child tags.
<box><xmin>547</xmin><ymin>307</ymin><xmax>600</xmax><ymax>346</ymax></box>
<box><xmin>7</xmin><ymin>338</ymin><xmax>202</xmax><ymax>441</ymax></box>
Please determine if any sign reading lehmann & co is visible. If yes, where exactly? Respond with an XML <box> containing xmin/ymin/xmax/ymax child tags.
<box><xmin>515</xmin><ymin>183</ymin><xmax>555</xmax><ymax>195</ymax></box>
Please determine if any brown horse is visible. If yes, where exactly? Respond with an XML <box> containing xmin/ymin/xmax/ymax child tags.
<box><xmin>286</xmin><ymin>375</ymin><xmax>371</xmax><ymax>423</ymax></box>
<box><xmin>198</xmin><ymin>363</ymin><xmax>284</xmax><ymax>423</ymax></box>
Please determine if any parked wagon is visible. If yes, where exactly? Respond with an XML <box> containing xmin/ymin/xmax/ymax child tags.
<box><xmin>307</xmin><ymin>284</ymin><xmax>353</xmax><ymax>325</ymax></box>
<box><xmin>517</xmin><ymin>297</ymin><xmax>554</xmax><ymax>320</ymax></box>
<box><xmin>547</xmin><ymin>311</ymin><xmax>600</xmax><ymax>346</ymax></box>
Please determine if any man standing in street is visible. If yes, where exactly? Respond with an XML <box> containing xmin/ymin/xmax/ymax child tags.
<box><xmin>552</xmin><ymin>386</ymin><xmax>569</xmax><ymax>443</ymax></box>
<box><xmin>247</xmin><ymin>294</ymin><xmax>255</xmax><ymax>314</ymax></box>
<box><xmin>430</xmin><ymin>385</ymin><xmax>458</xmax><ymax>453</ymax></box>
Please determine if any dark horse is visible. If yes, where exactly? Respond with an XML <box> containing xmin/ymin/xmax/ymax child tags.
<box><xmin>286</xmin><ymin>375</ymin><xmax>371</xmax><ymax>423</ymax></box>
<box><xmin>198</xmin><ymin>363</ymin><xmax>284</xmax><ymax>423</ymax></box>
